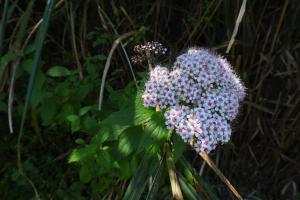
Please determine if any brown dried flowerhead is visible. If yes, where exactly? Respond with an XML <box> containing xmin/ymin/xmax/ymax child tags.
<box><xmin>131</xmin><ymin>41</ymin><xmax>167</xmax><ymax>66</ymax></box>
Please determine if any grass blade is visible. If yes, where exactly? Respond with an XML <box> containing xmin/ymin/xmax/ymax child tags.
<box><xmin>0</xmin><ymin>0</ymin><xmax>9</xmax><ymax>56</ymax></box>
<box><xmin>145</xmin><ymin>155</ymin><xmax>165</xmax><ymax>200</ymax></box>
<box><xmin>180</xmin><ymin>157</ymin><xmax>219</xmax><ymax>200</ymax></box>
<box><xmin>17</xmin><ymin>0</ymin><xmax>54</xmax><ymax>199</ymax></box>
<box><xmin>178</xmin><ymin>173</ymin><xmax>203</xmax><ymax>200</ymax></box>
<box><xmin>123</xmin><ymin>156</ymin><xmax>160</xmax><ymax>200</ymax></box>
<box><xmin>98</xmin><ymin>31</ymin><xmax>135</xmax><ymax>110</ymax></box>
<box><xmin>8</xmin><ymin>0</ymin><xmax>34</xmax><ymax>133</ymax></box>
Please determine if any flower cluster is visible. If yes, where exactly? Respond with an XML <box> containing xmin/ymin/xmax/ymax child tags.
<box><xmin>143</xmin><ymin>47</ymin><xmax>246</xmax><ymax>153</ymax></box>
<box><xmin>131</xmin><ymin>41</ymin><xmax>167</xmax><ymax>65</ymax></box>
<box><xmin>134</xmin><ymin>41</ymin><xmax>167</xmax><ymax>55</ymax></box>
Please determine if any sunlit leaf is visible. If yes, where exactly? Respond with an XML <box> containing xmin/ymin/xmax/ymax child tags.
<box><xmin>101</xmin><ymin>94</ymin><xmax>154</xmax><ymax>141</ymax></box>
<box><xmin>118</xmin><ymin>126</ymin><xmax>143</xmax><ymax>156</ymax></box>
<box><xmin>144</xmin><ymin>112</ymin><xmax>170</xmax><ymax>142</ymax></box>
<box><xmin>68</xmin><ymin>144</ymin><xmax>97</xmax><ymax>163</ymax></box>
<box><xmin>79</xmin><ymin>106</ymin><xmax>92</xmax><ymax>116</ymax></box>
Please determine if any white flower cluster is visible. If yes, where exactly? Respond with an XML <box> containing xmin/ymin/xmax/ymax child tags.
<box><xmin>142</xmin><ymin>48</ymin><xmax>246</xmax><ymax>153</ymax></box>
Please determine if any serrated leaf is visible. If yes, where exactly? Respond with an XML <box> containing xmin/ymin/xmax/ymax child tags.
<box><xmin>101</xmin><ymin>94</ymin><xmax>154</xmax><ymax>140</ymax></box>
<box><xmin>118</xmin><ymin>126</ymin><xmax>143</xmax><ymax>156</ymax></box>
<box><xmin>47</xmin><ymin>66</ymin><xmax>71</xmax><ymax>77</ymax></box>
<box><xmin>68</xmin><ymin>144</ymin><xmax>97</xmax><ymax>163</ymax></box>
<box><xmin>144</xmin><ymin>112</ymin><xmax>170</xmax><ymax>142</ymax></box>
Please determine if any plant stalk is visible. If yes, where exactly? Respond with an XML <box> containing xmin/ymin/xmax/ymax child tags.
<box><xmin>165</xmin><ymin>142</ymin><xmax>184</xmax><ymax>200</ymax></box>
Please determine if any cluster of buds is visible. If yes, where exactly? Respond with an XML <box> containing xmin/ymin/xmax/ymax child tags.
<box><xmin>142</xmin><ymin>47</ymin><xmax>246</xmax><ymax>153</ymax></box>
<box><xmin>131</xmin><ymin>41</ymin><xmax>167</xmax><ymax>66</ymax></box>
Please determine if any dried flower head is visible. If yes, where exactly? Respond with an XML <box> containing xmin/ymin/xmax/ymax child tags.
<box><xmin>143</xmin><ymin>47</ymin><xmax>246</xmax><ymax>153</ymax></box>
<box><xmin>131</xmin><ymin>41</ymin><xmax>167</xmax><ymax>66</ymax></box>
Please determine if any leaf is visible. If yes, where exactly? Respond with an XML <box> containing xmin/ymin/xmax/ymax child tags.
<box><xmin>123</xmin><ymin>156</ymin><xmax>160</xmax><ymax>200</ymax></box>
<box><xmin>79</xmin><ymin>165</ymin><xmax>92</xmax><ymax>183</ymax></box>
<box><xmin>165</xmin><ymin>143</ymin><xmax>183</xmax><ymax>199</ymax></box>
<box><xmin>68</xmin><ymin>144</ymin><xmax>97</xmax><ymax>163</ymax></box>
<box><xmin>79</xmin><ymin>106</ymin><xmax>92</xmax><ymax>116</ymax></box>
<box><xmin>16</xmin><ymin>2</ymin><xmax>55</xmax><ymax>199</ymax></box>
<box><xmin>144</xmin><ymin>112</ymin><xmax>170</xmax><ymax>142</ymax></box>
<box><xmin>0</xmin><ymin>0</ymin><xmax>10</xmax><ymax>56</ymax></box>
<box><xmin>0</xmin><ymin>52</ymin><xmax>17</xmax><ymax>78</ymax></box>
<box><xmin>95</xmin><ymin>147</ymin><xmax>112</xmax><ymax>175</ymax></box>
<box><xmin>172</xmin><ymin>134</ymin><xmax>187</xmax><ymax>162</ymax></box>
<box><xmin>178</xmin><ymin>173</ymin><xmax>203</xmax><ymax>200</ymax></box>
<box><xmin>118</xmin><ymin>126</ymin><xmax>143</xmax><ymax>156</ymax></box>
<box><xmin>101</xmin><ymin>94</ymin><xmax>154</xmax><ymax>141</ymax></box>
<box><xmin>47</xmin><ymin>66</ymin><xmax>71</xmax><ymax>77</ymax></box>
<box><xmin>179</xmin><ymin>158</ymin><xmax>220</xmax><ymax>200</ymax></box>
<box><xmin>83</xmin><ymin>116</ymin><xmax>99</xmax><ymax>134</ymax></box>
<box><xmin>67</xmin><ymin>114</ymin><xmax>81</xmax><ymax>132</ymax></box>
<box><xmin>75</xmin><ymin>138</ymin><xmax>85</xmax><ymax>145</ymax></box>
<box><xmin>145</xmin><ymin>157</ymin><xmax>165</xmax><ymax>200</ymax></box>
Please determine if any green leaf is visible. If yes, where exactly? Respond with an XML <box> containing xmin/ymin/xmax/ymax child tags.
<box><xmin>123</xmin><ymin>157</ymin><xmax>160</xmax><ymax>200</ymax></box>
<box><xmin>83</xmin><ymin>116</ymin><xmax>99</xmax><ymax>134</ymax></box>
<box><xmin>95</xmin><ymin>147</ymin><xmax>112</xmax><ymax>175</ymax></box>
<box><xmin>101</xmin><ymin>94</ymin><xmax>154</xmax><ymax>140</ymax></box>
<box><xmin>118</xmin><ymin>126</ymin><xmax>143</xmax><ymax>156</ymax></box>
<box><xmin>179</xmin><ymin>158</ymin><xmax>220</xmax><ymax>200</ymax></box>
<box><xmin>0</xmin><ymin>52</ymin><xmax>17</xmax><ymax>66</ymax></box>
<box><xmin>24</xmin><ymin>44</ymin><xmax>36</xmax><ymax>55</ymax></box>
<box><xmin>75</xmin><ymin>138</ymin><xmax>85</xmax><ymax>145</ymax></box>
<box><xmin>145</xmin><ymin>157</ymin><xmax>165</xmax><ymax>200</ymax></box>
<box><xmin>47</xmin><ymin>66</ymin><xmax>71</xmax><ymax>77</ymax></box>
<box><xmin>0</xmin><ymin>52</ymin><xmax>17</xmax><ymax>78</ymax></box>
<box><xmin>68</xmin><ymin>144</ymin><xmax>97</xmax><ymax>163</ymax></box>
<box><xmin>172</xmin><ymin>134</ymin><xmax>187</xmax><ymax>162</ymax></box>
<box><xmin>0</xmin><ymin>0</ymin><xmax>10</xmax><ymax>56</ymax></box>
<box><xmin>144</xmin><ymin>112</ymin><xmax>170</xmax><ymax>142</ymax></box>
<box><xmin>18</xmin><ymin>2</ymin><xmax>54</xmax><ymax>194</ymax></box>
<box><xmin>67</xmin><ymin>114</ymin><xmax>81</xmax><ymax>132</ymax></box>
<box><xmin>79</xmin><ymin>165</ymin><xmax>92</xmax><ymax>183</ymax></box>
<box><xmin>79</xmin><ymin>106</ymin><xmax>92</xmax><ymax>116</ymax></box>
<box><xmin>178</xmin><ymin>173</ymin><xmax>203</xmax><ymax>200</ymax></box>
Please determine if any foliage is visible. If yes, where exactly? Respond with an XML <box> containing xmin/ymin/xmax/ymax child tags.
<box><xmin>0</xmin><ymin>0</ymin><xmax>299</xmax><ymax>199</ymax></box>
